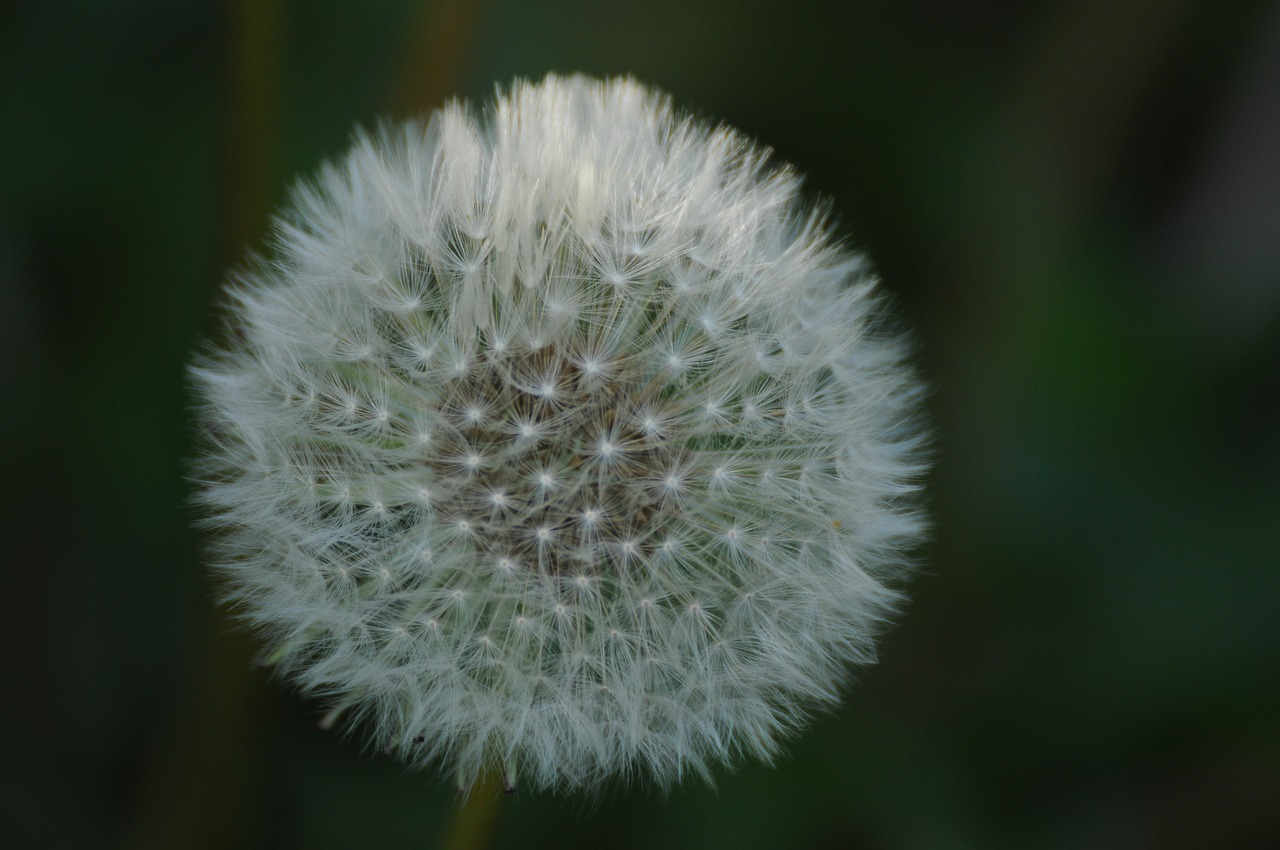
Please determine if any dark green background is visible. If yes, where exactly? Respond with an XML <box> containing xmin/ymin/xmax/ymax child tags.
<box><xmin>4</xmin><ymin>1</ymin><xmax>1277</xmax><ymax>847</ymax></box>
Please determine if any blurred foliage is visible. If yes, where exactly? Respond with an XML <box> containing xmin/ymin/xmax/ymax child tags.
<box><xmin>2</xmin><ymin>0</ymin><xmax>1277</xmax><ymax>848</ymax></box>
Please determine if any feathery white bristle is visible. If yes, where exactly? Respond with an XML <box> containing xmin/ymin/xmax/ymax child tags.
<box><xmin>192</xmin><ymin>73</ymin><xmax>929</xmax><ymax>794</ymax></box>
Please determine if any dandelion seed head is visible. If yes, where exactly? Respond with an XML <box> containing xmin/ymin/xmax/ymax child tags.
<box><xmin>191</xmin><ymin>74</ymin><xmax>928</xmax><ymax>794</ymax></box>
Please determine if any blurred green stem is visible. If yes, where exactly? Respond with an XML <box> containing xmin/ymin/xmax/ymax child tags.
<box><xmin>441</xmin><ymin>777</ymin><xmax>505</xmax><ymax>850</ymax></box>
<box><xmin>392</xmin><ymin>0</ymin><xmax>483</xmax><ymax>116</ymax></box>
<box><xmin>129</xmin><ymin>2</ymin><xmax>276</xmax><ymax>846</ymax></box>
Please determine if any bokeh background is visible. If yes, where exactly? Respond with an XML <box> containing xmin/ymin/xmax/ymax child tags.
<box><xmin>3</xmin><ymin>0</ymin><xmax>1278</xmax><ymax>847</ymax></box>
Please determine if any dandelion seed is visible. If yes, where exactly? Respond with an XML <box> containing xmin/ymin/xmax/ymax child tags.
<box><xmin>191</xmin><ymin>74</ymin><xmax>928</xmax><ymax>794</ymax></box>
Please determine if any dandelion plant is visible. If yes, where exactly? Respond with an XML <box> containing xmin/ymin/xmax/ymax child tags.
<box><xmin>192</xmin><ymin>74</ymin><xmax>929</xmax><ymax>795</ymax></box>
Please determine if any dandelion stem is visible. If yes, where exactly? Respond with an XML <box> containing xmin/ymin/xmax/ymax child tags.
<box><xmin>440</xmin><ymin>775</ymin><xmax>504</xmax><ymax>850</ymax></box>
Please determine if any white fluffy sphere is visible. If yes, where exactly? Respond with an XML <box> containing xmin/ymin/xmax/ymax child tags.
<box><xmin>192</xmin><ymin>74</ymin><xmax>928</xmax><ymax>793</ymax></box>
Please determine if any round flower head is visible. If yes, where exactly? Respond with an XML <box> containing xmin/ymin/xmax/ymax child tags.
<box><xmin>193</xmin><ymin>74</ymin><xmax>928</xmax><ymax>793</ymax></box>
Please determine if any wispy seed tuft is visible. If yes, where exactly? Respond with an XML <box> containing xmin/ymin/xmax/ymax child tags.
<box><xmin>191</xmin><ymin>74</ymin><xmax>929</xmax><ymax>794</ymax></box>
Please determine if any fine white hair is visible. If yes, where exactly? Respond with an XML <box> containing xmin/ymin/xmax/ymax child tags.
<box><xmin>192</xmin><ymin>74</ymin><xmax>929</xmax><ymax>794</ymax></box>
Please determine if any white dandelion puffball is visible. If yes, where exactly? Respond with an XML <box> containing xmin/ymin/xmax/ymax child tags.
<box><xmin>193</xmin><ymin>74</ymin><xmax>928</xmax><ymax>793</ymax></box>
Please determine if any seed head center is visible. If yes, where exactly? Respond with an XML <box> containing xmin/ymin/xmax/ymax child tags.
<box><xmin>424</xmin><ymin>343</ymin><xmax>687</xmax><ymax>575</ymax></box>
